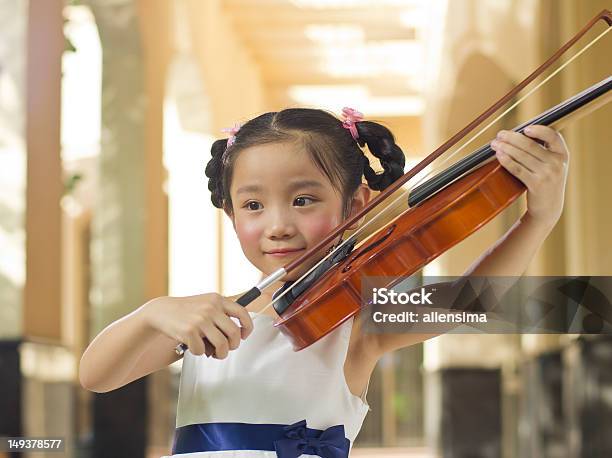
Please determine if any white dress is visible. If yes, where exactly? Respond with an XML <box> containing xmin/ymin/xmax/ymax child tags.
<box><xmin>162</xmin><ymin>311</ymin><xmax>372</xmax><ymax>458</ymax></box>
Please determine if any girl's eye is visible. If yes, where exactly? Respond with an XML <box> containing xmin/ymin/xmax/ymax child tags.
<box><xmin>294</xmin><ymin>196</ymin><xmax>315</xmax><ymax>207</ymax></box>
<box><xmin>245</xmin><ymin>201</ymin><xmax>262</xmax><ymax>211</ymax></box>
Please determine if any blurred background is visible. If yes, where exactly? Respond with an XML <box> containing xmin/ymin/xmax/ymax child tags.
<box><xmin>0</xmin><ymin>0</ymin><xmax>610</xmax><ymax>457</ymax></box>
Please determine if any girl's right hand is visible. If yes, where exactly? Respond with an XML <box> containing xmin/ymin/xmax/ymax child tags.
<box><xmin>143</xmin><ymin>293</ymin><xmax>254</xmax><ymax>359</ymax></box>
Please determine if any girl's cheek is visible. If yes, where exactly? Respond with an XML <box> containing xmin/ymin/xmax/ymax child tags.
<box><xmin>234</xmin><ymin>219</ymin><xmax>263</xmax><ymax>248</ymax></box>
<box><xmin>302</xmin><ymin>213</ymin><xmax>341</xmax><ymax>241</ymax></box>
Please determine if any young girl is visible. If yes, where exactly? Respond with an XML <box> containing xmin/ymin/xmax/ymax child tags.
<box><xmin>79</xmin><ymin>107</ymin><xmax>569</xmax><ymax>457</ymax></box>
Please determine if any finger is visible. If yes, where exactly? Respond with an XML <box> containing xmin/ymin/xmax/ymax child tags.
<box><xmin>223</xmin><ymin>300</ymin><xmax>255</xmax><ymax>340</ymax></box>
<box><xmin>212</xmin><ymin>313</ymin><xmax>242</xmax><ymax>351</ymax></box>
<box><xmin>187</xmin><ymin>329</ymin><xmax>206</xmax><ymax>356</ymax></box>
<box><xmin>201</xmin><ymin>321</ymin><xmax>230</xmax><ymax>359</ymax></box>
<box><xmin>491</xmin><ymin>139</ymin><xmax>541</xmax><ymax>173</ymax></box>
<box><xmin>495</xmin><ymin>130</ymin><xmax>546</xmax><ymax>163</ymax></box>
<box><xmin>523</xmin><ymin>125</ymin><xmax>567</xmax><ymax>158</ymax></box>
<box><xmin>496</xmin><ymin>150</ymin><xmax>534</xmax><ymax>188</ymax></box>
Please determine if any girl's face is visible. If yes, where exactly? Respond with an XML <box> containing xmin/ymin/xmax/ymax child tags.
<box><xmin>228</xmin><ymin>141</ymin><xmax>369</xmax><ymax>281</ymax></box>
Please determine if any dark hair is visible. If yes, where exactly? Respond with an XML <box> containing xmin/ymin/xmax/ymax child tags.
<box><xmin>205</xmin><ymin>108</ymin><xmax>405</xmax><ymax>218</ymax></box>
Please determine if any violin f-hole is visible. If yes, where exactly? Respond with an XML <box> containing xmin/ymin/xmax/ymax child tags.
<box><xmin>342</xmin><ymin>224</ymin><xmax>397</xmax><ymax>273</ymax></box>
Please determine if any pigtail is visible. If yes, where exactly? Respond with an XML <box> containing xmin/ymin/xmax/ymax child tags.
<box><xmin>204</xmin><ymin>139</ymin><xmax>228</xmax><ymax>209</ymax></box>
<box><xmin>355</xmin><ymin>121</ymin><xmax>405</xmax><ymax>191</ymax></box>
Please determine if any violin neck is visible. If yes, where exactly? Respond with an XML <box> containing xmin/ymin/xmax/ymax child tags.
<box><xmin>408</xmin><ymin>76</ymin><xmax>612</xmax><ymax>207</ymax></box>
<box><xmin>550</xmin><ymin>86</ymin><xmax>611</xmax><ymax>130</ymax></box>
<box><xmin>516</xmin><ymin>75</ymin><xmax>611</xmax><ymax>131</ymax></box>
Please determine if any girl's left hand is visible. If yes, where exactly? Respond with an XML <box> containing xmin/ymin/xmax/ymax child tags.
<box><xmin>491</xmin><ymin>125</ymin><xmax>569</xmax><ymax>229</ymax></box>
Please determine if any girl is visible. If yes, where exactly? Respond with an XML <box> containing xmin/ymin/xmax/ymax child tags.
<box><xmin>79</xmin><ymin>107</ymin><xmax>569</xmax><ymax>457</ymax></box>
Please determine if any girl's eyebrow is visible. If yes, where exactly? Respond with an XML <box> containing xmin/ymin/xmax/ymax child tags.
<box><xmin>236</xmin><ymin>179</ymin><xmax>323</xmax><ymax>195</ymax></box>
<box><xmin>286</xmin><ymin>179</ymin><xmax>324</xmax><ymax>192</ymax></box>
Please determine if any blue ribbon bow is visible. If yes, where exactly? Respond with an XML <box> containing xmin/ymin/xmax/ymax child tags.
<box><xmin>273</xmin><ymin>419</ymin><xmax>350</xmax><ymax>458</ymax></box>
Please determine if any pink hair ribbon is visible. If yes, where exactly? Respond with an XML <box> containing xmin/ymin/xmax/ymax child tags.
<box><xmin>221</xmin><ymin>123</ymin><xmax>242</xmax><ymax>148</ymax></box>
<box><xmin>340</xmin><ymin>107</ymin><xmax>364</xmax><ymax>140</ymax></box>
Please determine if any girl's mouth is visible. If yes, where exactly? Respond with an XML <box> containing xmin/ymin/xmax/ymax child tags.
<box><xmin>264</xmin><ymin>248</ymin><xmax>306</xmax><ymax>257</ymax></box>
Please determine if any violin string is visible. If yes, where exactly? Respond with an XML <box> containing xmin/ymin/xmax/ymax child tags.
<box><xmin>255</xmin><ymin>25</ymin><xmax>611</xmax><ymax>316</ymax></box>
<box><xmin>406</xmin><ymin>26</ymin><xmax>611</xmax><ymax>192</ymax></box>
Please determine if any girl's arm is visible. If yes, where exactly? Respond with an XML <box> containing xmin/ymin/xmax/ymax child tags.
<box><xmin>371</xmin><ymin>125</ymin><xmax>569</xmax><ymax>356</ymax></box>
<box><xmin>78</xmin><ymin>297</ymin><xmax>178</xmax><ymax>393</ymax></box>
<box><xmin>79</xmin><ymin>293</ymin><xmax>254</xmax><ymax>393</ymax></box>
<box><xmin>461</xmin><ymin>211</ymin><xmax>554</xmax><ymax>276</ymax></box>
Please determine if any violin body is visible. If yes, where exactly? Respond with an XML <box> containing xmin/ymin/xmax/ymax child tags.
<box><xmin>274</xmin><ymin>159</ymin><xmax>525</xmax><ymax>350</ymax></box>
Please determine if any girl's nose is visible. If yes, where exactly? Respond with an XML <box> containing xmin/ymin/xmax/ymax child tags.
<box><xmin>264</xmin><ymin>211</ymin><xmax>297</xmax><ymax>240</ymax></box>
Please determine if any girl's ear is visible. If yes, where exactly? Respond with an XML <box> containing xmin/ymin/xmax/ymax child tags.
<box><xmin>346</xmin><ymin>183</ymin><xmax>372</xmax><ymax>231</ymax></box>
<box><xmin>225</xmin><ymin>208</ymin><xmax>236</xmax><ymax>229</ymax></box>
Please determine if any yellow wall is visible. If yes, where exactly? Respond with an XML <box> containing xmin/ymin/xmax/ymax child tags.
<box><xmin>185</xmin><ymin>0</ymin><xmax>265</xmax><ymax>130</ymax></box>
<box><xmin>423</xmin><ymin>0</ymin><xmax>611</xmax><ymax>276</ymax></box>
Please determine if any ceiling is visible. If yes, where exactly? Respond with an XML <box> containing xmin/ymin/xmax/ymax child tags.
<box><xmin>222</xmin><ymin>0</ymin><xmax>430</xmax><ymax>116</ymax></box>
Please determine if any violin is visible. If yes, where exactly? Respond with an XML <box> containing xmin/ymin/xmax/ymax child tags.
<box><xmin>175</xmin><ymin>9</ymin><xmax>611</xmax><ymax>356</ymax></box>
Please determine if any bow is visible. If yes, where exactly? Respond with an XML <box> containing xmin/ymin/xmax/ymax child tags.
<box><xmin>273</xmin><ymin>419</ymin><xmax>350</xmax><ymax>458</ymax></box>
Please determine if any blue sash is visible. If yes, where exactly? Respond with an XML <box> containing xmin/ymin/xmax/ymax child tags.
<box><xmin>172</xmin><ymin>419</ymin><xmax>350</xmax><ymax>458</ymax></box>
